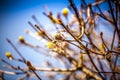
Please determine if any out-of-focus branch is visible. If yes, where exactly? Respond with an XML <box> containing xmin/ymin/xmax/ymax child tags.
<box><xmin>6</xmin><ymin>38</ymin><xmax>26</xmax><ymax>63</ymax></box>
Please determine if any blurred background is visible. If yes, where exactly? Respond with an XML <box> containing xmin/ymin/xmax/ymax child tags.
<box><xmin>0</xmin><ymin>0</ymin><xmax>68</xmax><ymax>79</ymax></box>
<box><xmin>0</xmin><ymin>0</ymin><xmax>78</xmax><ymax>79</ymax></box>
<box><xmin>0</xmin><ymin>0</ymin><xmax>111</xmax><ymax>79</ymax></box>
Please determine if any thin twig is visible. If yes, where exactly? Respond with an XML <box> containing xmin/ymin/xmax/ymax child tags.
<box><xmin>68</xmin><ymin>0</ymin><xmax>82</xmax><ymax>26</ymax></box>
<box><xmin>108</xmin><ymin>0</ymin><xmax>119</xmax><ymax>39</ymax></box>
<box><xmin>111</xmin><ymin>29</ymin><xmax>116</xmax><ymax>50</ymax></box>
<box><xmin>86</xmin><ymin>48</ymin><xmax>105</xmax><ymax>80</ymax></box>
<box><xmin>1</xmin><ymin>59</ymin><xmax>17</xmax><ymax>70</ymax></box>
<box><xmin>100</xmin><ymin>32</ymin><xmax>109</xmax><ymax>51</ymax></box>
<box><xmin>31</xmin><ymin>70</ymin><xmax>42</xmax><ymax>80</ymax></box>
<box><xmin>32</xmin><ymin>15</ymin><xmax>44</xmax><ymax>29</ymax></box>
<box><xmin>6</xmin><ymin>38</ymin><xmax>26</xmax><ymax>62</ymax></box>
<box><xmin>0</xmin><ymin>70</ymin><xmax>27</xmax><ymax>75</ymax></box>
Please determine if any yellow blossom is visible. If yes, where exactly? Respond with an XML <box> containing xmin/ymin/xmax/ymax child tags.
<box><xmin>5</xmin><ymin>52</ymin><xmax>14</xmax><ymax>60</ymax></box>
<box><xmin>18</xmin><ymin>36</ymin><xmax>25</xmax><ymax>43</ymax></box>
<box><xmin>47</xmin><ymin>41</ymin><xmax>56</xmax><ymax>49</ymax></box>
<box><xmin>62</xmin><ymin>8</ymin><xmax>69</xmax><ymax>17</ymax></box>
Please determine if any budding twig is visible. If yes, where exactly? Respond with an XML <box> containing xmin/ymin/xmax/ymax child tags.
<box><xmin>6</xmin><ymin>38</ymin><xmax>26</xmax><ymax>63</ymax></box>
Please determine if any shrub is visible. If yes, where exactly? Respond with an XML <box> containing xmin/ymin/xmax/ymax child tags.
<box><xmin>1</xmin><ymin>0</ymin><xmax>120</xmax><ymax>80</ymax></box>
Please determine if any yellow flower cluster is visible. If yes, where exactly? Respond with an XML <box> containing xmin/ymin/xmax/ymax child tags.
<box><xmin>46</xmin><ymin>41</ymin><xmax>56</xmax><ymax>49</ymax></box>
<box><xmin>46</xmin><ymin>41</ymin><xmax>65</xmax><ymax>55</ymax></box>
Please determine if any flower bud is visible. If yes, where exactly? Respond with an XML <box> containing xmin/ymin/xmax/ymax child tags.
<box><xmin>54</xmin><ymin>33</ymin><xmax>63</xmax><ymax>40</ymax></box>
<box><xmin>36</xmin><ymin>30</ymin><xmax>45</xmax><ymax>36</ymax></box>
<box><xmin>47</xmin><ymin>41</ymin><xmax>56</xmax><ymax>49</ymax></box>
<box><xmin>5</xmin><ymin>52</ymin><xmax>14</xmax><ymax>60</ymax></box>
<box><xmin>19</xmin><ymin>36</ymin><xmax>25</xmax><ymax>43</ymax></box>
<box><xmin>55</xmin><ymin>19</ymin><xmax>61</xmax><ymax>24</ymax></box>
<box><xmin>26</xmin><ymin>60</ymin><xmax>35</xmax><ymax>70</ymax></box>
<box><xmin>50</xmin><ymin>16</ymin><xmax>61</xmax><ymax>24</ymax></box>
<box><xmin>62</xmin><ymin>8</ymin><xmax>69</xmax><ymax>17</ymax></box>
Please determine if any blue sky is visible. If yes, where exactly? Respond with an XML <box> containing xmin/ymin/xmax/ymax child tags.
<box><xmin>0</xmin><ymin>0</ymin><xmax>82</xmax><ymax>59</ymax></box>
<box><xmin>0</xmin><ymin>0</ymin><xmax>72</xmax><ymax>79</ymax></box>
